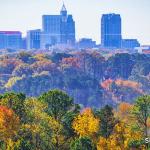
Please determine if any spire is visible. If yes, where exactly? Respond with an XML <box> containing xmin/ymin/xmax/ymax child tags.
<box><xmin>60</xmin><ymin>2</ymin><xmax>67</xmax><ymax>17</ymax></box>
<box><xmin>61</xmin><ymin>2</ymin><xmax>67</xmax><ymax>12</ymax></box>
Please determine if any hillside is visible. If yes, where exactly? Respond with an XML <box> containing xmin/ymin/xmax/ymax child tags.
<box><xmin>0</xmin><ymin>50</ymin><xmax>150</xmax><ymax>107</ymax></box>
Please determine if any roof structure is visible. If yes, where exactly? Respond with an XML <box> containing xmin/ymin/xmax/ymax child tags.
<box><xmin>0</xmin><ymin>31</ymin><xmax>22</xmax><ymax>34</ymax></box>
<box><xmin>61</xmin><ymin>3</ymin><xmax>67</xmax><ymax>12</ymax></box>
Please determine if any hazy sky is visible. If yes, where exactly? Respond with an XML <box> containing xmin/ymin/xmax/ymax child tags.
<box><xmin>0</xmin><ymin>0</ymin><xmax>150</xmax><ymax>45</ymax></box>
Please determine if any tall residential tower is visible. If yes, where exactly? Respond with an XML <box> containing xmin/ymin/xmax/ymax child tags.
<box><xmin>101</xmin><ymin>13</ymin><xmax>122</xmax><ymax>48</ymax></box>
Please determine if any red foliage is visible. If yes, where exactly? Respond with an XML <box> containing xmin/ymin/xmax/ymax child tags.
<box><xmin>101</xmin><ymin>79</ymin><xmax>113</xmax><ymax>90</ymax></box>
<box><xmin>62</xmin><ymin>57</ymin><xmax>79</xmax><ymax>68</ymax></box>
<box><xmin>115</xmin><ymin>79</ymin><xmax>143</xmax><ymax>93</ymax></box>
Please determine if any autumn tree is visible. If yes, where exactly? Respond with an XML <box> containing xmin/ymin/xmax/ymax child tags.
<box><xmin>0</xmin><ymin>58</ymin><xmax>22</xmax><ymax>74</ymax></box>
<box><xmin>17</xmin><ymin>51</ymin><xmax>33</xmax><ymax>63</ymax></box>
<box><xmin>108</xmin><ymin>122</ymin><xmax>144</xmax><ymax>150</ymax></box>
<box><xmin>22</xmin><ymin>97</ymin><xmax>64</xmax><ymax>150</ymax></box>
<box><xmin>97</xmin><ymin>137</ymin><xmax>108</xmax><ymax>150</ymax></box>
<box><xmin>116</xmin><ymin>102</ymin><xmax>133</xmax><ymax>124</ymax></box>
<box><xmin>0</xmin><ymin>92</ymin><xmax>26</xmax><ymax>123</ymax></box>
<box><xmin>33</xmin><ymin>53</ymin><xmax>48</xmax><ymax>61</ymax></box>
<box><xmin>12</xmin><ymin>63</ymin><xmax>33</xmax><ymax>77</ymax></box>
<box><xmin>31</xmin><ymin>59</ymin><xmax>56</xmax><ymax>73</ymax></box>
<box><xmin>0</xmin><ymin>106</ymin><xmax>20</xmax><ymax>150</ymax></box>
<box><xmin>72</xmin><ymin>108</ymin><xmax>99</xmax><ymax>138</ymax></box>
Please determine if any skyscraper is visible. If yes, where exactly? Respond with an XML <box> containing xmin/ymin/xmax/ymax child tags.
<box><xmin>41</xmin><ymin>3</ymin><xmax>75</xmax><ymax>49</ymax></box>
<box><xmin>101</xmin><ymin>14</ymin><xmax>122</xmax><ymax>48</ymax></box>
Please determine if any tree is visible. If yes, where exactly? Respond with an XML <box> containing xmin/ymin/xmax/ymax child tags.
<box><xmin>72</xmin><ymin>108</ymin><xmax>99</xmax><ymax>138</ymax></box>
<box><xmin>38</xmin><ymin>89</ymin><xmax>74</xmax><ymax>121</ymax></box>
<box><xmin>132</xmin><ymin>95</ymin><xmax>150</xmax><ymax>139</ymax></box>
<box><xmin>95</xmin><ymin>105</ymin><xmax>116</xmax><ymax>139</ymax></box>
<box><xmin>108</xmin><ymin>122</ymin><xmax>144</xmax><ymax>150</ymax></box>
<box><xmin>17</xmin><ymin>51</ymin><xmax>33</xmax><ymax>63</ymax></box>
<box><xmin>31</xmin><ymin>59</ymin><xmax>55</xmax><ymax>73</ymax></box>
<box><xmin>12</xmin><ymin>63</ymin><xmax>33</xmax><ymax>77</ymax></box>
<box><xmin>116</xmin><ymin>102</ymin><xmax>133</xmax><ymax>124</ymax></box>
<box><xmin>62</xmin><ymin>104</ymin><xmax>80</xmax><ymax>138</ymax></box>
<box><xmin>0</xmin><ymin>92</ymin><xmax>26</xmax><ymax>123</ymax></box>
<box><xmin>0</xmin><ymin>106</ymin><xmax>20</xmax><ymax>150</ymax></box>
<box><xmin>97</xmin><ymin>137</ymin><xmax>108</xmax><ymax>150</ymax></box>
<box><xmin>97</xmin><ymin>121</ymin><xmax>145</xmax><ymax>150</ymax></box>
<box><xmin>70</xmin><ymin>137</ymin><xmax>95</xmax><ymax>150</ymax></box>
<box><xmin>23</xmin><ymin>97</ymin><xmax>64</xmax><ymax>150</ymax></box>
<box><xmin>107</xmin><ymin>53</ymin><xmax>134</xmax><ymax>79</ymax></box>
<box><xmin>0</xmin><ymin>58</ymin><xmax>21</xmax><ymax>74</ymax></box>
<box><xmin>51</xmin><ymin>52</ymin><xmax>72</xmax><ymax>64</ymax></box>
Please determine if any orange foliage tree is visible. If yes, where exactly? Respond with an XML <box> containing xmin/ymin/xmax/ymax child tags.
<box><xmin>0</xmin><ymin>106</ymin><xmax>20</xmax><ymax>149</ymax></box>
<box><xmin>116</xmin><ymin>102</ymin><xmax>133</xmax><ymax>124</ymax></box>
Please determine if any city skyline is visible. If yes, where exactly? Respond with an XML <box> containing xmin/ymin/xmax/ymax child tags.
<box><xmin>0</xmin><ymin>0</ymin><xmax>150</xmax><ymax>45</ymax></box>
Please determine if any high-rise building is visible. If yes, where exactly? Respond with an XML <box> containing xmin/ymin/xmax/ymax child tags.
<box><xmin>0</xmin><ymin>31</ymin><xmax>22</xmax><ymax>50</ymax></box>
<box><xmin>101</xmin><ymin>14</ymin><xmax>122</xmax><ymax>48</ymax></box>
<box><xmin>27</xmin><ymin>29</ymin><xmax>41</xmax><ymax>49</ymax></box>
<box><xmin>41</xmin><ymin>3</ymin><xmax>75</xmax><ymax>49</ymax></box>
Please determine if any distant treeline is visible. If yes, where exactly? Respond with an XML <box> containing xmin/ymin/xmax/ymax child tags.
<box><xmin>0</xmin><ymin>51</ymin><xmax>150</xmax><ymax>107</ymax></box>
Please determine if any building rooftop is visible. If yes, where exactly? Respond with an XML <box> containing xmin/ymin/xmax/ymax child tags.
<box><xmin>0</xmin><ymin>31</ymin><xmax>22</xmax><ymax>34</ymax></box>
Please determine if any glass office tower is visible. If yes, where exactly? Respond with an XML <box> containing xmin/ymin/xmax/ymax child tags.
<box><xmin>101</xmin><ymin>14</ymin><xmax>122</xmax><ymax>48</ymax></box>
<box><xmin>41</xmin><ymin>4</ymin><xmax>75</xmax><ymax>49</ymax></box>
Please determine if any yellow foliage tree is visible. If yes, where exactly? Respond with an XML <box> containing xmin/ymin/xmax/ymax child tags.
<box><xmin>97</xmin><ymin>121</ymin><xmax>145</xmax><ymax>150</ymax></box>
<box><xmin>24</xmin><ymin>98</ymin><xmax>64</xmax><ymax>149</ymax></box>
<box><xmin>72</xmin><ymin>108</ymin><xmax>99</xmax><ymax>138</ymax></box>
<box><xmin>5</xmin><ymin>76</ymin><xmax>23</xmax><ymax>89</ymax></box>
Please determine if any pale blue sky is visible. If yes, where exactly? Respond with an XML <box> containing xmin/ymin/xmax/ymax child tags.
<box><xmin>0</xmin><ymin>0</ymin><xmax>150</xmax><ymax>45</ymax></box>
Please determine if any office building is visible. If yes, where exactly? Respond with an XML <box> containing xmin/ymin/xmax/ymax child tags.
<box><xmin>0</xmin><ymin>31</ymin><xmax>22</xmax><ymax>50</ymax></box>
<box><xmin>101</xmin><ymin>13</ymin><xmax>122</xmax><ymax>48</ymax></box>
<box><xmin>27</xmin><ymin>29</ymin><xmax>41</xmax><ymax>49</ymax></box>
<box><xmin>77</xmin><ymin>38</ymin><xmax>96</xmax><ymax>49</ymax></box>
<box><xmin>41</xmin><ymin>3</ymin><xmax>75</xmax><ymax>49</ymax></box>
<box><xmin>22</xmin><ymin>37</ymin><xmax>27</xmax><ymax>49</ymax></box>
<box><xmin>122</xmin><ymin>39</ymin><xmax>140</xmax><ymax>49</ymax></box>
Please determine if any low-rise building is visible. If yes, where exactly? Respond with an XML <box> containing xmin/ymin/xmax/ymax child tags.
<box><xmin>122</xmin><ymin>39</ymin><xmax>140</xmax><ymax>49</ymax></box>
<box><xmin>76</xmin><ymin>38</ymin><xmax>96</xmax><ymax>49</ymax></box>
<box><xmin>0</xmin><ymin>31</ymin><xmax>22</xmax><ymax>50</ymax></box>
<box><xmin>27</xmin><ymin>29</ymin><xmax>41</xmax><ymax>50</ymax></box>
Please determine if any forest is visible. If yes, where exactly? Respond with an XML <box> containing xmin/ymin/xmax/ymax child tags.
<box><xmin>0</xmin><ymin>50</ymin><xmax>150</xmax><ymax>107</ymax></box>
<box><xmin>0</xmin><ymin>90</ymin><xmax>149</xmax><ymax>150</ymax></box>
<box><xmin>0</xmin><ymin>50</ymin><xmax>150</xmax><ymax>149</ymax></box>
